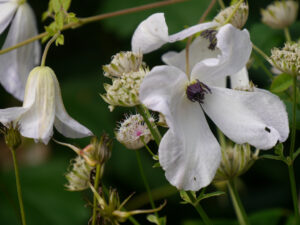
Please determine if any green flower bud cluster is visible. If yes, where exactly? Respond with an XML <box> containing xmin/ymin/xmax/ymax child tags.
<box><xmin>116</xmin><ymin>114</ymin><xmax>153</xmax><ymax>150</ymax></box>
<box><xmin>103</xmin><ymin>51</ymin><xmax>143</xmax><ymax>78</ymax></box>
<box><xmin>261</xmin><ymin>0</ymin><xmax>298</xmax><ymax>29</ymax></box>
<box><xmin>101</xmin><ymin>51</ymin><xmax>149</xmax><ymax>111</ymax></box>
<box><xmin>65</xmin><ymin>155</ymin><xmax>93</xmax><ymax>191</ymax></box>
<box><xmin>214</xmin><ymin>143</ymin><xmax>258</xmax><ymax>182</ymax></box>
<box><xmin>214</xmin><ymin>1</ymin><xmax>249</xmax><ymax>29</ymax></box>
<box><xmin>271</xmin><ymin>42</ymin><xmax>300</xmax><ymax>75</ymax></box>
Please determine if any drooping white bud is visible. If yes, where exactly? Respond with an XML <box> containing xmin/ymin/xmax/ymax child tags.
<box><xmin>116</xmin><ymin>114</ymin><xmax>153</xmax><ymax>150</ymax></box>
<box><xmin>101</xmin><ymin>67</ymin><xmax>149</xmax><ymax>111</ymax></box>
<box><xmin>214</xmin><ymin>1</ymin><xmax>249</xmax><ymax>29</ymax></box>
<box><xmin>271</xmin><ymin>42</ymin><xmax>300</xmax><ymax>75</ymax></box>
<box><xmin>103</xmin><ymin>51</ymin><xmax>143</xmax><ymax>78</ymax></box>
<box><xmin>261</xmin><ymin>0</ymin><xmax>298</xmax><ymax>29</ymax></box>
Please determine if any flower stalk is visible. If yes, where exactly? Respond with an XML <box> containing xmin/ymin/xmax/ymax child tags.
<box><xmin>186</xmin><ymin>191</ymin><xmax>212</xmax><ymax>225</ymax></box>
<box><xmin>136</xmin><ymin>105</ymin><xmax>161</xmax><ymax>146</ymax></box>
<box><xmin>284</xmin><ymin>27</ymin><xmax>292</xmax><ymax>42</ymax></box>
<box><xmin>41</xmin><ymin>32</ymin><xmax>60</xmax><ymax>66</ymax></box>
<box><xmin>227</xmin><ymin>180</ymin><xmax>250</xmax><ymax>225</ymax></box>
<box><xmin>0</xmin><ymin>0</ymin><xmax>190</xmax><ymax>55</ymax></box>
<box><xmin>135</xmin><ymin>150</ymin><xmax>158</xmax><ymax>218</ymax></box>
<box><xmin>11</xmin><ymin>148</ymin><xmax>27</xmax><ymax>225</ymax></box>
<box><xmin>91</xmin><ymin>164</ymin><xmax>102</xmax><ymax>225</ymax></box>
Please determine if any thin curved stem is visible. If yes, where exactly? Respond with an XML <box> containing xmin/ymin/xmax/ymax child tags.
<box><xmin>0</xmin><ymin>0</ymin><xmax>190</xmax><ymax>55</ymax></box>
<box><xmin>227</xmin><ymin>180</ymin><xmax>250</xmax><ymax>225</ymax></box>
<box><xmin>91</xmin><ymin>164</ymin><xmax>102</xmax><ymax>225</ymax></box>
<box><xmin>141</xmin><ymin>137</ymin><xmax>156</xmax><ymax>157</ymax></box>
<box><xmin>41</xmin><ymin>33</ymin><xmax>60</xmax><ymax>66</ymax></box>
<box><xmin>288</xmin><ymin>73</ymin><xmax>300</xmax><ymax>221</ymax></box>
<box><xmin>136</xmin><ymin>105</ymin><xmax>161</xmax><ymax>146</ymax></box>
<box><xmin>284</xmin><ymin>27</ymin><xmax>292</xmax><ymax>42</ymax></box>
<box><xmin>11</xmin><ymin>149</ymin><xmax>27</xmax><ymax>225</ymax></box>
<box><xmin>252</xmin><ymin>44</ymin><xmax>272</xmax><ymax>65</ymax></box>
<box><xmin>224</xmin><ymin>0</ymin><xmax>243</xmax><ymax>25</ymax></box>
<box><xmin>217</xmin><ymin>0</ymin><xmax>225</xmax><ymax>9</ymax></box>
<box><xmin>135</xmin><ymin>151</ymin><xmax>158</xmax><ymax>217</ymax></box>
<box><xmin>186</xmin><ymin>191</ymin><xmax>212</xmax><ymax>225</ymax></box>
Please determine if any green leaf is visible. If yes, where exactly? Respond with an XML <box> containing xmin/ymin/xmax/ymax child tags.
<box><xmin>147</xmin><ymin>214</ymin><xmax>167</xmax><ymax>225</ymax></box>
<box><xmin>274</xmin><ymin>143</ymin><xmax>284</xmax><ymax>156</ymax></box>
<box><xmin>51</xmin><ymin>0</ymin><xmax>61</xmax><ymax>13</ymax></box>
<box><xmin>270</xmin><ymin>73</ymin><xmax>293</xmax><ymax>93</ymax></box>
<box><xmin>196</xmin><ymin>191</ymin><xmax>225</xmax><ymax>203</ymax></box>
<box><xmin>62</xmin><ymin>0</ymin><xmax>71</xmax><ymax>11</ymax></box>
<box><xmin>55</xmin><ymin>11</ymin><xmax>64</xmax><ymax>30</ymax></box>
<box><xmin>55</xmin><ymin>34</ymin><xmax>65</xmax><ymax>46</ymax></box>
<box><xmin>249</xmin><ymin>208</ymin><xmax>286</xmax><ymax>225</ymax></box>
<box><xmin>293</xmin><ymin>148</ymin><xmax>300</xmax><ymax>160</ymax></box>
<box><xmin>179</xmin><ymin>190</ymin><xmax>196</xmax><ymax>205</ymax></box>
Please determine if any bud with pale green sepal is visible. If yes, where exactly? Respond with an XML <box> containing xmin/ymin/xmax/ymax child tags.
<box><xmin>214</xmin><ymin>143</ymin><xmax>259</xmax><ymax>182</ymax></box>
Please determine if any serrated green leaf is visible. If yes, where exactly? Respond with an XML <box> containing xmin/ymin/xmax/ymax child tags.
<box><xmin>62</xmin><ymin>0</ymin><xmax>71</xmax><ymax>11</ymax></box>
<box><xmin>147</xmin><ymin>214</ymin><xmax>167</xmax><ymax>225</ymax></box>
<box><xmin>55</xmin><ymin>11</ymin><xmax>64</xmax><ymax>30</ymax></box>
<box><xmin>196</xmin><ymin>191</ymin><xmax>225</xmax><ymax>203</ymax></box>
<box><xmin>270</xmin><ymin>73</ymin><xmax>293</xmax><ymax>93</ymax></box>
<box><xmin>55</xmin><ymin>34</ymin><xmax>65</xmax><ymax>46</ymax></box>
<box><xmin>274</xmin><ymin>143</ymin><xmax>284</xmax><ymax>156</ymax></box>
<box><xmin>179</xmin><ymin>190</ymin><xmax>196</xmax><ymax>205</ymax></box>
<box><xmin>51</xmin><ymin>0</ymin><xmax>61</xmax><ymax>13</ymax></box>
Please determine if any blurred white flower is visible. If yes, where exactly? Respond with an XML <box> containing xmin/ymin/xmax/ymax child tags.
<box><xmin>140</xmin><ymin>24</ymin><xmax>289</xmax><ymax>191</ymax></box>
<box><xmin>0</xmin><ymin>66</ymin><xmax>92</xmax><ymax>144</ymax></box>
<box><xmin>131</xmin><ymin>13</ymin><xmax>218</xmax><ymax>54</ymax></box>
<box><xmin>0</xmin><ymin>0</ymin><xmax>41</xmax><ymax>101</ymax></box>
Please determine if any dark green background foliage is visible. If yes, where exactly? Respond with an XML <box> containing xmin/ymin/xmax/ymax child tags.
<box><xmin>0</xmin><ymin>0</ymin><xmax>299</xmax><ymax>224</ymax></box>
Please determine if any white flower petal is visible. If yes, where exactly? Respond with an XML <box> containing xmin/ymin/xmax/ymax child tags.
<box><xmin>131</xmin><ymin>13</ymin><xmax>168</xmax><ymax>54</ymax></box>
<box><xmin>191</xmin><ymin>24</ymin><xmax>252</xmax><ymax>86</ymax></box>
<box><xmin>140</xmin><ymin>65</ymin><xmax>188</xmax><ymax>119</ymax></box>
<box><xmin>0</xmin><ymin>1</ymin><xmax>18</xmax><ymax>34</ymax></box>
<box><xmin>168</xmin><ymin>21</ymin><xmax>218</xmax><ymax>43</ymax></box>
<box><xmin>162</xmin><ymin>36</ymin><xmax>221</xmax><ymax>73</ymax></box>
<box><xmin>202</xmin><ymin>87</ymin><xmax>289</xmax><ymax>150</ymax></box>
<box><xmin>0</xmin><ymin>3</ymin><xmax>41</xmax><ymax>101</ymax></box>
<box><xmin>140</xmin><ymin>65</ymin><xmax>220</xmax><ymax>190</ymax></box>
<box><xmin>53</xmin><ymin>74</ymin><xmax>93</xmax><ymax>138</ymax></box>
<box><xmin>159</xmin><ymin>103</ymin><xmax>220</xmax><ymax>191</ymax></box>
<box><xmin>131</xmin><ymin>13</ymin><xmax>217</xmax><ymax>54</ymax></box>
<box><xmin>230</xmin><ymin>67</ymin><xmax>249</xmax><ymax>89</ymax></box>
<box><xmin>0</xmin><ymin>107</ymin><xmax>28</xmax><ymax>124</ymax></box>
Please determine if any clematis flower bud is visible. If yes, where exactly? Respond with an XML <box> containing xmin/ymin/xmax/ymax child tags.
<box><xmin>214</xmin><ymin>143</ymin><xmax>259</xmax><ymax>182</ymax></box>
<box><xmin>271</xmin><ymin>42</ymin><xmax>300</xmax><ymax>75</ymax></box>
<box><xmin>101</xmin><ymin>67</ymin><xmax>149</xmax><ymax>111</ymax></box>
<box><xmin>65</xmin><ymin>155</ymin><xmax>93</xmax><ymax>191</ymax></box>
<box><xmin>214</xmin><ymin>1</ymin><xmax>249</xmax><ymax>29</ymax></box>
<box><xmin>0</xmin><ymin>66</ymin><xmax>92</xmax><ymax>144</ymax></box>
<box><xmin>116</xmin><ymin>114</ymin><xmax>153</xmax><ymax>150</ymax></box>
<box><xmin>261</xmin><ymin>0</ymin><xmax>298</xmax><ymax>29</ymax></box>
<box><xmin>103</xmin><ymin>51</ymin><xmax>143</xmax><ymax>78</ymax></box>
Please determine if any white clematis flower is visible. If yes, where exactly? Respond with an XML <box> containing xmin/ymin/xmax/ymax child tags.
<box><xmin>131</xmin><ymin>13</ymin><xmax>218</xmax><ymax>54</ymax></box>
<box><xmin>0</xmin><ymin>66</ymin><xmax>93</xmax><ymax>144</ymax></box>
<box><xmin>0</xmin><ymin>0</ymin><xmax>41</xmax><ymax>101</ymax></box>
<box><xmin>139</xmin><ymin>24</ymin><xmax>289</xmax><ymax>191</ymax></box>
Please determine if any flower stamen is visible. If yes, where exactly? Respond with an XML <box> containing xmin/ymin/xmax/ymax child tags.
<box><xmin>186</xmin><ymin>80</ymin><xmax>211</xmax><ymax>104</ymax></box>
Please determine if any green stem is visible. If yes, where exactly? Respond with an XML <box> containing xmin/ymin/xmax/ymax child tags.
<box><xmin>287</xmin><ymin>73</ymin><xmax>300</xmax><ymax>221</ymax></box>
<box><xmin>224</xmin><ymin>0</ymin><xmax>243</xmax><ymax>25</ymax></box>
<box><xmin>128</xmin><ymin>215</ymin><xmax>141</xmax><ymax>225</ymax></box>
<box><xmin>217</xmin><ymin>0</ymin><xmax>225</xmax><ymax>9</ymax></box>
<box><xmin>91</xmin><ymin>164</ymin><xmax>102</xmax><ymax>225</ymax></box>
<box><xmin>227</xmin><ymin>180</ymin><xmax>250</xmax><ymax>225</ymax></box>
<box><xmin>186</xmin><ymin>191</ymin><xmax>212</xmax><ymax>225</ymax></box>
<box><xmin>136</xmin><ymin>105</ymin><xmax>161</xmax><ymax>146</ymax></box>
<box><xmin>135</xmin><ymin>151</ymin><xmax>158</xmax><ymax>217</ymax></box>
<box><xmin>284</xmin><ymin>27</ymin><xmax>292</xmax><ymax>42</ymax></box>
<box><xmin>11</xmin><ymin>148</ymin><xmax>27</xmax><ymax>225</ymax></box>
<box><xmin>40</xmin><ymin>33</ymin><xmax>60</xmax><ymax>66</ymax></box>
<box><xmin>252</xmin><ymin>44</ymin><xmax>272</xmax><ymax>64</ymax></box>
<box><xmin>0</xmin><ymin>0</ymin><xmax>190</xmax><ymax>55</ymax></box>
<box><xmin>141</xmin><ymin>137</ymin><xmax>156</xmax><ymax>157</ymax></box>
<box><xmin>288</xmin><ymin>165</ymin><xmax>300</xmax><ymax>222</ymax></box>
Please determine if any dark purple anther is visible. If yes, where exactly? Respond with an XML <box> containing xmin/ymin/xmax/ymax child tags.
<box><xmin>186</xmin><ymin>80</ymin><xmax>211</xmax><ymax>104</ymax></box>
<box><xmin>200</xmin><ymin>29</ymin><xmax>217</xmax><ymax>50</ymax></box>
